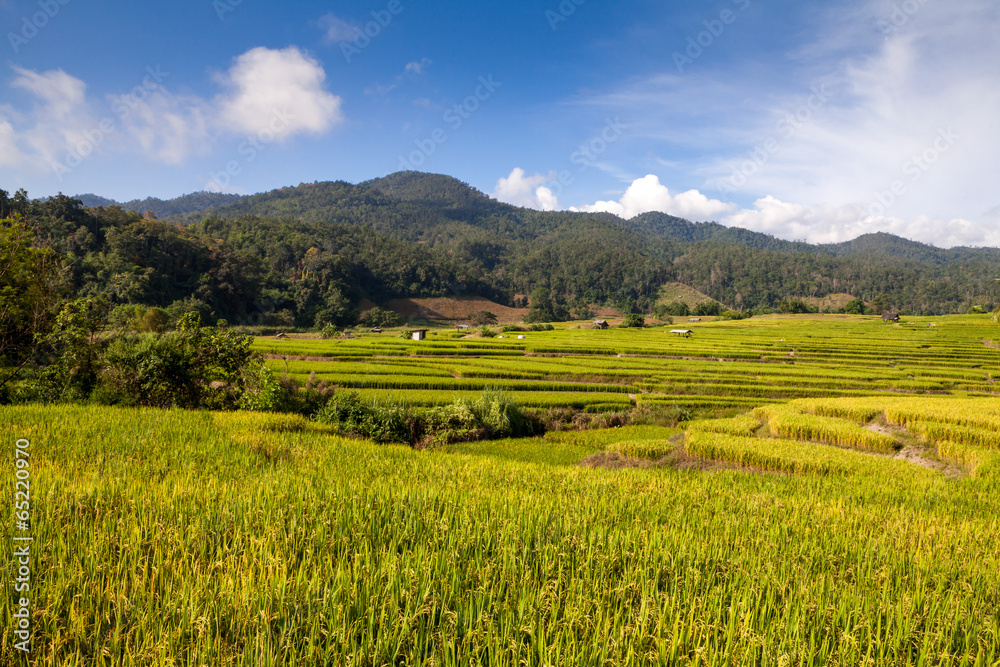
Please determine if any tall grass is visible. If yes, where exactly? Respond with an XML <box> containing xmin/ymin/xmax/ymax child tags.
<box><xmin>3</xmin><ymin>404</ymin><xmax>999</xmax><ymax>665</ymax></box>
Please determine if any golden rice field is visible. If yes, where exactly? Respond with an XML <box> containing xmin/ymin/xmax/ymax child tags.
<box><xmin>4</xmin><ymin>314</ymin><xmax>1000</xmax><ymax>665</ymax></box>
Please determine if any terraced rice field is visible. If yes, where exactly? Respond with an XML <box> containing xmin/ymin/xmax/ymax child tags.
<box><xmin>4</xmin><ymin>314</ymin><xmax>1000</xmax><ymax>665</ymax></box>
<box><xmin>256</xmin><ymin>315</ymin><xmax>1000</xmax><ymax>410</ymax></box>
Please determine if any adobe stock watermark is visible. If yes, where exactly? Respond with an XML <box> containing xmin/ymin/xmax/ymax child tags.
<box><xmin>213</xmin><ymin>0</ymin><xmax>243</xmax><ymax>21</ymax></box>
<box><xmin>544</xmin><ymin>116</ymin><xmax>627</xmax><ymax>201</ymax></box>
<box><xmin>546</xmin><ymin>0</ymin><xmax>587</xmax><ymax>31</ymax></box>
<box><xmin>8</xmin><ymin>0</ymin><xmax>72</xmax><ymax>54</ymax></box>
<box><xmin>718</xmin><ymin>83</ymin><xmax>831</xmax><ymax>194</ymax></box>
<box><xmin>50</xmin><ymin>66</ymin><xmax>170</xmax><ymax>181</ymax></box>
<box><xmin>206</xmin><ymin>109</ymin><xmax>297</xmax><ymax>193</ymax></box>
<box><xmin>397</xmin><ymin>75</ymin><xmax>501</xmax><ymax>171</ymax></box>
<box><xmin>877</xmin><ymin>0</ymin><xmax>929</xmax><ymax>35</ymax></box>
<box><xmin>867</xmin><ymin>127</ymin><xmax>959</xmax><ymax>218</ymax></box>
<box><xmin>340</xmin><ymin>0</ymin><xmax>405</xmax><ymax>64</ymax></box>
<box><xmin>674</xmin><ymin>0</ymin><xmax>751</xmax><ymax>73</ymax></box>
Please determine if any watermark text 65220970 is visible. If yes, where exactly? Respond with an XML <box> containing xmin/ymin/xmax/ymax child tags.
<box><xmin>13</xmin><ymin>438</ymin><xmax>33</xmax><ymax>653</ymax></box>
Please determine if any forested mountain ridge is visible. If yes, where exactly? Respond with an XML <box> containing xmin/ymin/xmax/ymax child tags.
<box><xmin>1</xmin><ymin>171</ymin><xmax>993</xmax><ymax>327</ymax></box>
<box><xmin>74</xmin><ymin>191</ymin><xmax>242</xmax><ymax>219</ymax></box>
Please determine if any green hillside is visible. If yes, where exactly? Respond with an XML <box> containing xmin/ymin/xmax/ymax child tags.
<box><xmin>5</xmin><ymin>172</ymin><xmax>999</xmax><ymax>332</ymax></box>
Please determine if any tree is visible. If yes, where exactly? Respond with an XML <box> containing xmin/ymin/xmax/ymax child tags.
<box><xmin>843</xmin><ymin>298</ymin><xmax>870</xmax><ymax>315</ymax></box>
<box><xmin>34</xmin><ymin>294</ymin><xmax>112</xmax><ymax>400</ymax></box>
<box><xmin>693</xmin><ymin>301</ymin><xmax>722</xmax><ymax>317</ymax></box>
<box><xmin>0</xmin><ymin>220</ymin><xmax>63</xmax><ymax>391</ymax></box>
<box><xmin>526</xmin><ymin>286</ymin><xmax>556</xmax><ymax>323</ymax></box>
<box><xmin>870</xmin><ymin>293</ymin><xmax>891</xmax><ymax>315</ymax></box>
<box><xmin>359</xmin><ymin>306</ymin><xmax>402</xmax><ymax>329</ymax></box>
<box><xmin>470</xmin><ymin>311</ymin><xmax>498</xmax><ymax>326</ymax></box>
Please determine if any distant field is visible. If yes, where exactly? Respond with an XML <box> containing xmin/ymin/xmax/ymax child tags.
<box><xmin>258</xmin><ymin>314</ymin><xmax>1000</xmax><ymax>409</ymax></box>
<box><xmin>4</xmin><ymin>314</ymin><xmax>1000</xmax><ymax>665</ymax></box>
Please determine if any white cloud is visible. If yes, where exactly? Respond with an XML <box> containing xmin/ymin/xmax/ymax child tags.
<box><xmin>214</xmin><ymin>46</ymin><xmax>343</xmax><ymax>139</ymax></box>
<box><xmin>493</xmin><ymin>168</ymin><xmax>560</xmax><ymax>211</ymax></box>
<box><xmin>0</xmin><ymin>46</ymin><xmax>345</xmax><ymax>177</ymax></box>
<box><xmin>564</xmin><ymin>175</ymin><xmax>997</xmax><ymax>248</ymax></box>
<box><xmin>721</xmin><ymin>195</ymin><xmax>1000</xmax><ymax>247</ymax></box>
<box><xmin>405</xmin><ymin>58</ymin><xmax>432</xmax><ymax>75</ymax></box>
<box><xmin>0</xmin><ymin>118</ymin><xmax>23</xmax><ymax>168</ymax></box>
<box><xmin>117</xmin><ymin>91</ymin><xmax>212</xmax><ymax>165</ymax></box>
<box><xmin>318</xmin><ymin>13</ymin><xmax>357</xmax><ymax>42</ymax></box>
<box><xmin>569</xmin><ymin>0</ymin><xmax>1000</xmax><ymax>245</ymax></box>
<box><xmin>573</xmin><ymin>174</ymin><xmax>733</xmax><ymax>221</ymax></box>
<box><xmin>8</xmin><ymin>66</ymin><xmax>96</xmax><ymax>167</ymax></box>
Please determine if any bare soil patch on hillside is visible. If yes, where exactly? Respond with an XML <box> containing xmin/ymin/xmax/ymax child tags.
<box><xmin>384</xmin><ymin>297</ymin><xmax>529</xmax><ymax>322</ymax></box>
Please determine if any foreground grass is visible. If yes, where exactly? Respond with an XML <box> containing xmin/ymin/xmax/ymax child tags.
<box><xmin>3</xmin><ymin>405</ymin><xmax>1000</xmax><ymax>665</ymax></box>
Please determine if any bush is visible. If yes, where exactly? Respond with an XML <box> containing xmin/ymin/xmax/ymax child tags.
<box><xmin>314</xmin><ymin>392</ymin><xmax>416</xmax><ymax>444</ymax></box>
<box><xmin>478</xmin><ymin>325</ymin><xmax>496</xmax><ymax>338</ymax></box>
<box><xmin>318</xmin><ymin>323</ymin><xmax>339</xmax><ymax>339</ymax></box>
<box><xmin>719</xmin><ymin>310</ymin><xmax>750</xmax><ymax>321</ymax></box>
<box><xmin>620</xmin><ymin>314</ymin><xmax>645</xmax><ymax>328</ymax></box>
<box><xmin>315</xmin><ymin>389</ymin><xmax>543</xmax><ymax>448</ymax></box>
<box><xmin>98</xmin><ymin>313</ymin><xmax>257</xmax><ymax>410</ymax></box>
<box><xmin>529</xmin><ymin>324</ymin><xmax>555</xmax><ymax>332</ymax></box>
<box><xmin>422</xmin><ymin>389</ymin><xmax>543</xmax><ymax>447</ymax></box>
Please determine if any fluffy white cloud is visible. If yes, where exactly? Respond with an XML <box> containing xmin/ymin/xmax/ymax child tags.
<box><xmin>721</xmin><ymin>196</ymin><xmax>1000</xmax><ymax>247</ymax></box>
<box><xmin>0</xmin><ymin>46</ymin><xmax>345</xmax><ymax>175</ymax></box>
<box><xmin>566</xmin><ymin>175</ymin><xmax>997</xmax><ymax>248</ymax></box>
<box><xmin>573</xmin><ymin>175</ymin><xmax>733</xmax><ymax>220</ymax></box>
<box><xmin>214</xmin><ymin>46</ymin><xmax>343</xmax><ymax>139</ymax></box>
<box><xmin>493</xmin><ymin>168</ymin><xmax>560</xmax><ymax>211</ymax></box>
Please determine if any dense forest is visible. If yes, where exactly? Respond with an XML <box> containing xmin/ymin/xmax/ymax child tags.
<box><xmin>5</xmin><ymin>171</ymin><xmax>1000</xmax><ymax>337</ymax></box>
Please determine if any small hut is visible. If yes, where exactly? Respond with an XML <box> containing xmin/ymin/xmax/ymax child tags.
<box><xmin>670</xmin><ymin>329</ymin><xmax>694</xmax><ymax>338</ymax></box>
<box><xmin>410</xmin><ymin>329</ymin><xmax>429</xmax><ymax>341</ymax></box>
<box><xmin>370</xmin><ymin>327</ymin><xmax>383</xmax><ymax>334</ymax></box>
<box><xmin>882</xmin><ymin>312</ymin><xmax>900</xmax><ymax>322</ymax></box>
<box><xmin>593</xmin><ymin>320</ymin><xmax>609</xmax><ymax>330</ymax></box>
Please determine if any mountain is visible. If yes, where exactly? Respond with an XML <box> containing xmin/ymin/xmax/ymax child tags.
<box><xmin>74</xmin><ymin>191</ymin><xmax>243</xmax><ymax>219</ymax></box>
<box><xmin>12</xmin><ymin>171</ymin><xmax>997</xmax><ymax>322</ymax></box>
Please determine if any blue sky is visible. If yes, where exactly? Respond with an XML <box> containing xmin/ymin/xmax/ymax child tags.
<box><xmin>2</xmin><ymin>0</ymin><xmax>999</xmax><ymax>246</ymax></box>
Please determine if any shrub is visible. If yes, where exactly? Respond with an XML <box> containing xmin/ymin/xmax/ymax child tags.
<box><xmin>478</xmin><ymin>325</ymin><xmax>496</xmax><ymax>338</ymax></box>
<box><xmin>620</xmin><ymin>314</ymin><xmax>645</xmax><ymax>328</ymax></box>
<box><xmin>314</xmin><ymin>392</ymin><xmax>416</xmax><ymax>444</ymax></box>
<box><xmin>98</xmin><ymin>313</ymin><xmax>257</xmax><ymax>410</ymax></box>
<box><xmin>318</xmin><ymin>323</ymin><xmax>339</xmax><ymax>339</ymax></box>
